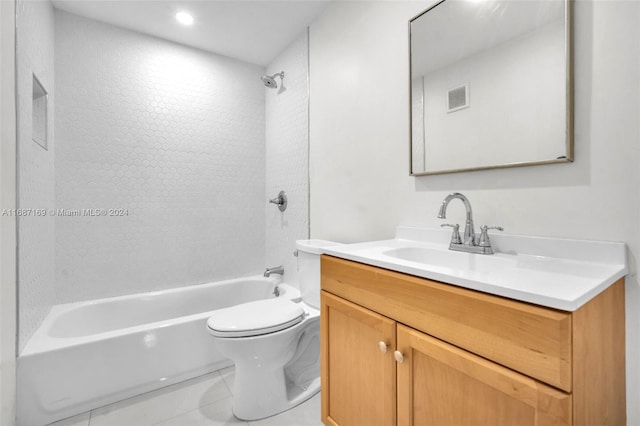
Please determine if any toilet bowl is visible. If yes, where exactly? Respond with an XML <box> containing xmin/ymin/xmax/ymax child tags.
<box><xmin>206</xmin><ymin>239</ymin><xmax>340</xmax><ymax>421</ymax></box>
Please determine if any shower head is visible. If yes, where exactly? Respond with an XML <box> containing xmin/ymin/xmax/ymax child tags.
<box><xmin>261</xmin><ymin>71</ymin><xmax>284</xmax><ymax>89</ymax></box>
<box><xmin>261</xmin><ymin>75</ymin><xmax>277</xmax><ymax>88</ymax></box>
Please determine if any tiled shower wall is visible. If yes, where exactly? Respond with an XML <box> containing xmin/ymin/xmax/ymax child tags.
<box><xmin>16</xmin><ymin>0</ymin><xmax>56</xmax><ymax>351</ymax></box>
<box><xmin>265</xmin><ymin>31</ymin><xmax>310</xmax><ymax>287</ymax></box>
<box><xmin>54</xmin><ymin>11</ymin><xmax>266</xmax><ymax>302</ymax></box>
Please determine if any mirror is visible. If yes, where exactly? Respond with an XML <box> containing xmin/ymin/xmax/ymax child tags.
<box><xmin>410</xmin><ymin>0</ymin><xmax>573</xmax><ymax>175</ymax></box>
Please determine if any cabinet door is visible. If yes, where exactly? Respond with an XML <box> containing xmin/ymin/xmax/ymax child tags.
<box><xmin>321</xmin><ymin>291</ymin><xmax>396</xmax><ymax>426</ymax></box>
<box><xmin>396</xmin><ymin>325</ymin><xmax>572</xmax><ymax>426</ymax></box>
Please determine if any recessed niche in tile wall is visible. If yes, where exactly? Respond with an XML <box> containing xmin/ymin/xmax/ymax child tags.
<box><xmin>32</xmin><ymin>73</ymin><xmax>48</xmax><ymax>150</ymax></box>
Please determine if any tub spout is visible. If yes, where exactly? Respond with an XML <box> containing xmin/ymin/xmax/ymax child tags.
<box><xmin>264</xmin><ymin>265</ymin><xmax>284</xmax><ymax>277</ymax></box>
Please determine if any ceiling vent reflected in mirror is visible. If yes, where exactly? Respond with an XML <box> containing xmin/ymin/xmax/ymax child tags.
<box><xmin>447</xmin><ymin>83</ymin><xmax>469</xmax><ymax>113</ymax></box>
<box><xmin>32</xmin><ymin>74</ymin><xmax>48</xmax><ymax>150</ymax></box>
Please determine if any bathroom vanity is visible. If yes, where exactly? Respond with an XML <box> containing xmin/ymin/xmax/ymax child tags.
<box><xmin>319</xmin><ymin>228</ymin><xmax>626</xmax><ymax>426</ymax></box>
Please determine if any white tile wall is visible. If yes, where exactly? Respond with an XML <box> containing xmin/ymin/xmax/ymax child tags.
<box><xmin>265</xmin><ymin>31</ymin><xmax>310</xmax><ymax>288</ymax></box>
<box><xmin>16</xmin><ymin>0</ymin><xmax>56</xmax><ymax>352</ymax></box>
<box><xmin>54</xmin><ymin>11</ymin><xmax>267</xmax><ymax>302</ymax></box>
<box><xmin>16</xmin><ymin>7</ymin><xmax>311</xmax><ymax>352</ymax></box>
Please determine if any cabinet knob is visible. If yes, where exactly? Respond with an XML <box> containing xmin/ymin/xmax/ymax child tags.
<box><xmin>394</xmin><ymin>350</ymin><xmax>404</xmax><ymax>363</ymax></box>
<box><xmin>378</xmin><ymin>341</ymin><xmax>388</xmax><ymax>353</ymax></box>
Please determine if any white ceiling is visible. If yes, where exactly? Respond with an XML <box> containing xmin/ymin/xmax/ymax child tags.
<box><xmin>51</xmin><ymin>0</ymin><xmax>331</xmax><ymax>67</ymax></box>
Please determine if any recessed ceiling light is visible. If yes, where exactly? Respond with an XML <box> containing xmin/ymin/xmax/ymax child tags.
<box><xmin>175</xmin><ymin>11</ymin><xmax>194</xmax><ymax>26</ymax></box>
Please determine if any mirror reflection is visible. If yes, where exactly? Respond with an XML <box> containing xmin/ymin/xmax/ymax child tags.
<box><xmin>410</xmin><ymin>0</ymin><xmax>572</xmax><ymax>175</ymax></box>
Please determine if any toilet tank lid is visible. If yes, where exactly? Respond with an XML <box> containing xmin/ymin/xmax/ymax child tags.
<box><xmin>295</xmin><ymin>239</ymin><xmax>343</xmax><ymax>255</ymax></box>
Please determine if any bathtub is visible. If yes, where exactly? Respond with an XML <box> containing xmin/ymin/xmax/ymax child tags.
<box><xmin>17</xmin><ymin>276</ymin><xmax>299</xmax><ymax>426</ymax></box>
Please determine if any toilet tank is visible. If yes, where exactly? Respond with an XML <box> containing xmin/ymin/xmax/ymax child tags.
<box><xmin>295</xmin><ymin>239</ymin><xmax>341</xmax><ymax>309</ymax></box>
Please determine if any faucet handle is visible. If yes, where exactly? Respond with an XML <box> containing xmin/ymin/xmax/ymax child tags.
<box><xmin>441</xmin><ymin>223</ymin><xmax>462</xmax><ymax>244</ymax></box>
<box><xmin>478</xmin><ymin>225</ymin><xmax>504</xmax><ymax>247</ymax></box>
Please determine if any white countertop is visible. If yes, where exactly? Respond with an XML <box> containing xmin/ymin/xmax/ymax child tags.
<box><xmin>322</xmin><ymin>226</ymin><xmax>628</xmax><ymax>311</ymax></box>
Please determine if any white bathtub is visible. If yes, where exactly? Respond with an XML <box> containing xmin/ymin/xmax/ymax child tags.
<box><xmin>17</xmin><ymin>276</ymin><xmax>299</xmax><ymax>426</ymax></box>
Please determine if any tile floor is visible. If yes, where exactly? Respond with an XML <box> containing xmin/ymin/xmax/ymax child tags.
<box><xmin>47</xmin><ymin>367</ymin><xmax>323</xmax><ymax>426</ymax></box>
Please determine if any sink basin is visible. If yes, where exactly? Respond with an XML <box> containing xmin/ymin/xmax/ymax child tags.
<box><xmin>383</xmin><ymin>247</ymin><xmax>449</xmax><ymax>264</ymax></box>
<box><xmin>382</xmin><ymin>246</ymin><xmax>515</xmax><ymax>272</ymax></box>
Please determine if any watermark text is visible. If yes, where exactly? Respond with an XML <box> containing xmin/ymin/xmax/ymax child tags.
<box><xmin>1</xmin><ymin>208</ymin><xmax>130</xmax><ymax>217</ymax></box>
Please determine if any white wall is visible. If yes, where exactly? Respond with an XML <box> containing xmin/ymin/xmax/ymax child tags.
<box><xmin>0</xmin><ymin>0</ymin><xmax>17</xmax><ymax>422</ymax></box>
<box><xmin>265</xmin><ymin>30</ymin><xmax>310</xmax><ymax>287</ymax></box>
<box><xmin>309</xmin><ymin>0</ymin><xmax>640</xmax><ymax>422</ymax></box>
<box><xmin>54</xmin><ymin>11</ymin><xmax>266</xmax><ymax>303</ymax></box>
<box><xmin>16</xmin><ymin>0</ymin><xmax>56</xmax><ymax>352</ymax></box>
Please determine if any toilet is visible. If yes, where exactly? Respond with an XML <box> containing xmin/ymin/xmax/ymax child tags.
<box><xmin>206</xmin><ymin>239</ymin><xmax>339</xmax><ymax>421</ymax></box>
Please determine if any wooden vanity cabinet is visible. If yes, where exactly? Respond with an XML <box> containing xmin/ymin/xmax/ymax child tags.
<box><xmin>320</xmin><ymin>255</ymin><xmax>626</xmax><ymax>426</ymax></box>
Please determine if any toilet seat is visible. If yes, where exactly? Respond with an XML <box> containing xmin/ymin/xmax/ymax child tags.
<box><xmin>207</xmin><ymin>298</ymin><xmax>305</xmax><ymax>338</ymax></box>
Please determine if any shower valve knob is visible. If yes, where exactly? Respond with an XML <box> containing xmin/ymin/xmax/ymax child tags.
<box><xmin>269</xmin><ymin>191</ymin><xmax>287</xmax><ymax>212</ymax></box>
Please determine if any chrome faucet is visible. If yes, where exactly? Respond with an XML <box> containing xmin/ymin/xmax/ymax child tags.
<box><xmin>438</xmin><ymin>192</ymin><xmax>476</xmax><ymax>246</ymax></box>
<box><xmin>263</xmin><ymin>265</ymin><xmax>284</xmax><ymax>277</ymax></box>
<box><xmin>437</xmin><ymin>192</ymin><xmax>503</xmax><ymax>255</ymax></box>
